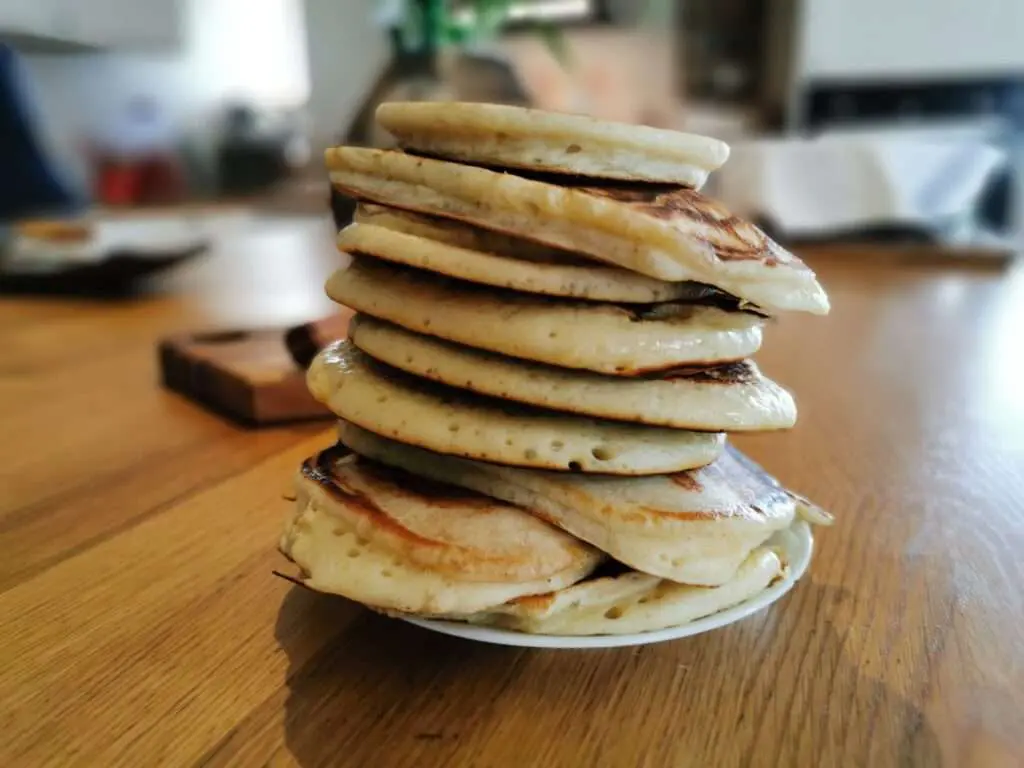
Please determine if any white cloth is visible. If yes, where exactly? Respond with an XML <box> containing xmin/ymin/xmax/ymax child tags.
<box><xmin>717</xmin><ymin>131</ymin><xmax>1007</xmax><ymax>238</ymax></box>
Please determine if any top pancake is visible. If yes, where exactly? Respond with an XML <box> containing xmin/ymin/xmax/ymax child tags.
<box><xmin>281</xmin><ymin>445</ymin><xmax>601</xmax><ymax>615</ymax></box>
<box><xmin>325</xmin><ymin>147</ymin><xmax>830</xmax><ymax>315</ymax></box>
<box><xmin>375</xmin><ymin>101</ymin><xmax>729</xmax><ymax>188</ymax></box>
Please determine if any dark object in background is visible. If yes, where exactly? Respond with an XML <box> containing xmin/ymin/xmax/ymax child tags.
<box><xmin>678</xmin><ymin>0</ymin><xmax>766</xmax><ymax>104</ymax></box>
<box><xmin>0</xmin><ymin>243</ymin><xmax>206</xmax><ymax>298</ymax></box>
<box><xmin>0</xmin><ymin>44</ymin><xmax>81</xmax><ymax>220</ymax></box>
<box><xmin>216</xmin><ymin>104</ymin><xmax>296</xmax><ymax>196</ymax></box>
<box><xmin>755</xmin><ymin>216</ymin><xmax>936</xmax><ymax>246</ymax></box>
<box><xmin>159</xmin><ymin>328</ymin><xmax>333</xmax><ymax>426</ymax></box>
<box><xmin>341</xmin><ymin>24</ymin><xmax>531</xmax><ymax>149</ymax></box>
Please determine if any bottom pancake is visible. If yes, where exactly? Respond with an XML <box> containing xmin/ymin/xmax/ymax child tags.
<box><xmin>386</xmin><ymin>546</ymin><xmax>786</xmax><ymax>636</ymax></box>
<box><xmin>280</xmin><ymin>445</ymin><xmax>602</xmax><ymax>615</ymax></box>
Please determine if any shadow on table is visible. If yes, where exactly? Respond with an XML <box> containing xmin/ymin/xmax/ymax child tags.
<box><xmin>273</xmin><ymin>578</ymin><xmax>942</xmax><ymax>767</ymax></box>
<box><xmin>273</xmin><ymin>584</ymin><xmax>521</xmax><ymax>766</ymax></box>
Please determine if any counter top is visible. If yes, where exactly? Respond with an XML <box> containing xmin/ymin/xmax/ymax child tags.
<box><xmin>1</xmin><ymin>218</ymin><xmax>1022</xmax><ymax>766</ymax></box>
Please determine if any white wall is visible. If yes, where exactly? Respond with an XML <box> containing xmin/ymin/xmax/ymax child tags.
<box><xmin>20</xmin><ymin>0</ymin><xmax>311</xmax><ymax>188</ymax></box>
<box><xmin>302</xmin><ymin>0</ymin><xmax>389</xmax><ymax>152</ymax></box>
<box><xmin>800</xmin><ymin>0</ymin><xmax>1024</xmax><ymax>80</ymax></box>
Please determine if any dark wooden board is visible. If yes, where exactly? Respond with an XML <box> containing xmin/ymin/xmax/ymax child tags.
<box><xmin>158</xmin><ymin>328</ymin><xmax>332</xmax><ymax>426</ymax></box>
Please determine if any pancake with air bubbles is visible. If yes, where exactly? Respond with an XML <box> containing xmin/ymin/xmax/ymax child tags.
<box><xmin>339</xmin><ymin>219</ymin><xmax>710</xmax><ymax>304</ymax></box>
<box><xmin>280</xmin><ymin>445</ymin><xmax>602</xmax><ymax>615</ymax></box>
<box><xmin>325</xmin><ymin>147</ymin><xmax>830</xmax><ymax>315</ymax></box>
<box><xmin>341</xmin><ymin>424</ymin><xmax>833</xmax><ymax>586</ymax></box>
<box><xmin>326</xmin><ymin>257</ymin><xmax>764</xmax><ymax>375</ymax></box>
<box><xmin>309</xmin><ymin>342</ymin><xmax>725</xmax><ymax>475</ymax></box>
<box><xmin>375</xmin><ymin>102</ymin><xmax>729</xmax><ymax>188</ymax></box>
<box><xmin>350</xmin><ymin>315</ymin><xmax>796</xmax><ymax>432</ymax></box>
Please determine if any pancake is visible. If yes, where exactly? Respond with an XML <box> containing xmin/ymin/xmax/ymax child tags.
<box><xmin>341</xmin><ymin>424</ymin><xmax>833</xmax><ymax>585</ymax></box>
<box><xmin>310</xmin><ymin>342</ymin><xmax>725</xmax><ymax>475</ymax></box>
<box><xmin>325</xmin><ymin>257</ymin><xmax>764</xmax><ymax>375</ymax></box>
<box><xmin>355</xmin><ymin>202</ymin><xmax>597</xmax><ymax>265</ymax></box>
<box><xmin>338</xmin><ymin>220</ymin><xmax>704</xmax><ymax>304</ymax></box>
<box><xmin>356</xmin><ymin>203</ymin><xmax>726</xmax><ymax>303</ymax></box>
<box><xmin>375</xmin><ymin>102</ymin><xmax>729</xmax><ymax>188</ymax></box>
<box><xmin>350</xmin><ymin>315</ymin><xmax>796</xmax><ymax>432</ymax></box>
<box><xmin>281</xmin><ymin>445</ymin><xmax>602</xmax><ymax>615</ymax></box>
<box><xmin>428</xmin><ymin>546</ymin><xmax>787</xmax><ymax>635</ymax></box>
<box><xmin>15</xmin><ymin>218</ymin><xmax>92</xmax><ymax>244</ymax></box>
<box><xmin>325</xmin><ymin>147</ymin><xmax>830</xmax><ymax>315</ymax></box>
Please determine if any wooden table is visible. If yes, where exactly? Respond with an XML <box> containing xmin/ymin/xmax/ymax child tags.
<box><xmin>2</xmin><ymin>218</ymin><xmax>1022</xmax><ymax>767</ymax></box>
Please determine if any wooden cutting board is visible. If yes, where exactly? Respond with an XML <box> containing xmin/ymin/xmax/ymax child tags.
<box><xmin>159</xmin><ymin>328</ymin><xmax>333</xmax><ymax>426</ymax></box>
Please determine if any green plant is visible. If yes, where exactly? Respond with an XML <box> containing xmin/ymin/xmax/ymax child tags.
<box><xmin>388</xmin><ymin>0</ymin><xmax>569</xmax><ymax>66</ymax></box>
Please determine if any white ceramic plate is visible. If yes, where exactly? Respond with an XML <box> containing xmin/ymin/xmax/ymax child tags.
<box><xmin>400</xmin><ymin>521</ymin><xmax>814</xmax><ymax>649</ymax></box>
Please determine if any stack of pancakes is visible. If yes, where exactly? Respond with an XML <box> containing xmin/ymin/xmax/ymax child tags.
<box><xmin>280</xmin><ymin>103</ymin><xmax>833</xmax><ymax>637</ymax></box>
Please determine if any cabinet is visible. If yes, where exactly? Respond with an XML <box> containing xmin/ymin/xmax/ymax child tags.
<box><xmin>0</xmin><ymin>1</ymin><xmax>54</xmax><ymax>36</ymax></box>
<box><xmin>0</xmin><ymin>0</ymin><xmax>183</xmax><ymax>50</ymax></box>
<box><xmin>57</xmin><ymin>0</ymin><xmax>183</xmax><ymax>49</ymax></box>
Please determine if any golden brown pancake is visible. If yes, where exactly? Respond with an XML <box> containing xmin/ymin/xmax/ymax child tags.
<box><xmin>349</xmin><ymin>315</ymin><xmax>797</xmax><ymax>432</ymax></box>
<box><xmin>341</xmin><ymin>424</ymin><xmax>833</xmax><ymax>585</ymax></box>
<box><xmin>354</xmin><ymin>202</ymin><xmax>594</xmax><ymax>265</ymax></box>
<box><xmin>15</xmin><ymin>219</ymin><xmax>92</xmax><ymax>243</ymax></box>
<box><xmin>309</xmin><ymin>342</ymin><xmax>726</xmax><ymax>475</ymax></box>
<box><xmin>325</xmin><ymin>257</ymin><xmax>765</xmax><ymax>375</ymax></box>
<box><xmin>340</xmin><ymin>218</ymin><xmax>711</xmax><ymax>303</ymax></box>
<box><xmin>280</xmin><ymin>445</ymin><xmax>602</xmax><ymax>615</ymax></box>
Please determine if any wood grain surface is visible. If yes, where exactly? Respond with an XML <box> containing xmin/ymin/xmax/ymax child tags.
<box><xmin>1</xmin><ymin>214</ymin><xmax>1022</xmax><ymax>767</ymax></box>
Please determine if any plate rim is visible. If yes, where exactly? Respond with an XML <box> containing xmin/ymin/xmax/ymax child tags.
<box><xmin>400</xmin><ymin>521</ymin><xmax>814</xmax><ymax>649</ymax></box>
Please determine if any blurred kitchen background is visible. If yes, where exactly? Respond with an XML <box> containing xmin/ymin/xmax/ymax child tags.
<box><xmin>2</xmin><ymin>0</ymin><xmax>1023</xmax><ymax>248</ymax></box>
